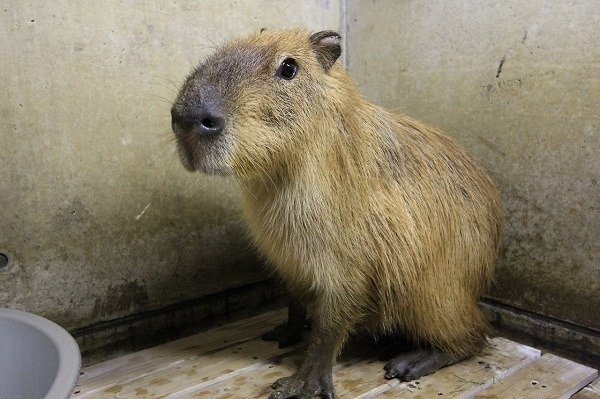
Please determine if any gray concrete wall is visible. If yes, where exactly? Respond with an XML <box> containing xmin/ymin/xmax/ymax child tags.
<box><xmin>0</xmin><ymin>1</ymin><xmax>341</xmax><ymax>332</ymax></box>
<box><xmin>347</xmin><ymin>1</ymin><xmax>599</xmax><ymax>330</ymax></box>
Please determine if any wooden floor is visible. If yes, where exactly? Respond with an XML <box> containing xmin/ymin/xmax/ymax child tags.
<box><xmin>72</xmin><ymin>308</ymin><xmax>598</xmax><ymax>399</ymax></box>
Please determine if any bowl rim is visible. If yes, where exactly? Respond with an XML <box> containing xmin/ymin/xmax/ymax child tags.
<box><xmin>0</xmin><ymin>307</ymin><xmax>81</xmax><ymax>399</ymax></box>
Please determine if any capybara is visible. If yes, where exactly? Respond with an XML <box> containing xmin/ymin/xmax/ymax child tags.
<box><xmin>171</xmin><ymin>28</ymin><xmax>503</xmax><ymax>399</ymax></box>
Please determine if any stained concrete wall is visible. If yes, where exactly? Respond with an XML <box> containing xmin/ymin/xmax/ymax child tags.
<box><xmin>347</xmin><ymin>1</ymin><xmax>599</xmax><ymax>330</ymax></box>
<box><xmin>0</xmin><ymin>0</ymin><xmax>340</xmax><ymax>334</ymax></box>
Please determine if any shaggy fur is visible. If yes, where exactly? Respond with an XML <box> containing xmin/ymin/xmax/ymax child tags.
<box><xmin>171</xmin><ymin>28</ymin><xmax>503</xmax><ymax>398</ymax></box>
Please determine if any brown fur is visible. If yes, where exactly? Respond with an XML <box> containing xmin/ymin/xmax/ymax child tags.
<box><xmin>172</xmin><ymin>28</ymin><xmax>503</xmax><ymax>394</ymax></box>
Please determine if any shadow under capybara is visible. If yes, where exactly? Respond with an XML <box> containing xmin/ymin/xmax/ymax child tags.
<box><xmin>171</xmin><ymin>28</ymin><xmax>503</xmax><ymax>399</ymax></box>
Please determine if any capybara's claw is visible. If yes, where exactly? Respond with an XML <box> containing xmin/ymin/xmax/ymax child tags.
<box><xmin>269</xmin><ymin>373</ymin><xmax>334</xmax><ymax>399</ymax></box>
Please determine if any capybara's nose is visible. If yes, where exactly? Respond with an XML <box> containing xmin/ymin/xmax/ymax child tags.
<box><xmin>171</xmin><ymin>107</ymin><xmax>224</xmax><ymax>136</ymax></box>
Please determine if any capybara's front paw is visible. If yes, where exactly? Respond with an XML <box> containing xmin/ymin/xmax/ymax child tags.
<box><xmin>269</xmin><ymin>372</ymin><xmax>334</xmax><ymax>399</ymax></box>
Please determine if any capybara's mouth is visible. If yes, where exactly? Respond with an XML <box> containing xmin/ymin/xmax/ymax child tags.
<box><xmin>173</xmin><ymin>129</ymin><xmax>232</xmax><ymax>175</ymax></box>
<box><xmin>177</xmin><ymin>133</ymin><xmax>197</xmax><ymax>172</ymax></box>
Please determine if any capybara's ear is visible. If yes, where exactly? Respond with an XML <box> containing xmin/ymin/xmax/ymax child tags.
<box><xmin>309</xmin><ymin>31</ymin><xmax>342</xmax><ymax>70</ymax></box>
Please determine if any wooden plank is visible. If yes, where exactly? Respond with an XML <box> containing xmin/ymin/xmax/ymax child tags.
<box><xmin>177</xmin><ymin>350</ymin><xmax>304</xmax><ymax>398</ymax></box>
<box><xmin>334</xmin><ymin>358</ymin><xmax>394</xmax><ymax>398</ymax></box>
<box><xmin>370</xmin><ymin>337</ymin><xmax>540</xmax><ymax>398</ymax></box>
<box><xmin>71</xmin><ymin>308</ymin><xmax>287</xmax><ymax>398</ymax></box>
<box><xmin>473</xmin><ymin>353</ymin><xmax>598</xmax><ymax>399</ymax></box>
<box><xmin>90</xmin><ymin>339</ymin><xmax>302</xmax><ymax>399</ymax></box>
<box><xmin>571</xmin><ymin>377</ymin><xmax>600</xmax><ymax>399</ymax></box>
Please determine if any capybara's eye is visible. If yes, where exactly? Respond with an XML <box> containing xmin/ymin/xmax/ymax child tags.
<box><xmin>277</xmin><ymin>58</ymin><xmax>298</xmax><ymax>80</ymax></box>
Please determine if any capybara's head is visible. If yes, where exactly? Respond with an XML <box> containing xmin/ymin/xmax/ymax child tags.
<box><xmin>171</xmin><ymin>29</ymin><xmax>342</xmax><ymax>177</ymax></box>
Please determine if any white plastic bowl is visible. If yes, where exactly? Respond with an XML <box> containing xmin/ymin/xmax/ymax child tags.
<box><xmin>0</xmin><ymin>308</ymin><xmax>81</xmax><ymax>399</ymax></box>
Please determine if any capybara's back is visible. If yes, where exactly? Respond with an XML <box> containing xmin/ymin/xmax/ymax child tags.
<box><xmin>359</xmin><ymin>114</ymin><xmax>503</xmax><ymax>354</ymax></box>
<box><xmin>171</xmin><ymin>28</ymin><xmax>503</xmax><ymax>399</ymax></box>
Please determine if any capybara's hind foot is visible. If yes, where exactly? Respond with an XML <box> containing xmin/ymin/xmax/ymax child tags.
<box><xmin>383</xmin><ymin>349</ymin><xmax>464</xmax><ymax>382</ymax></box>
